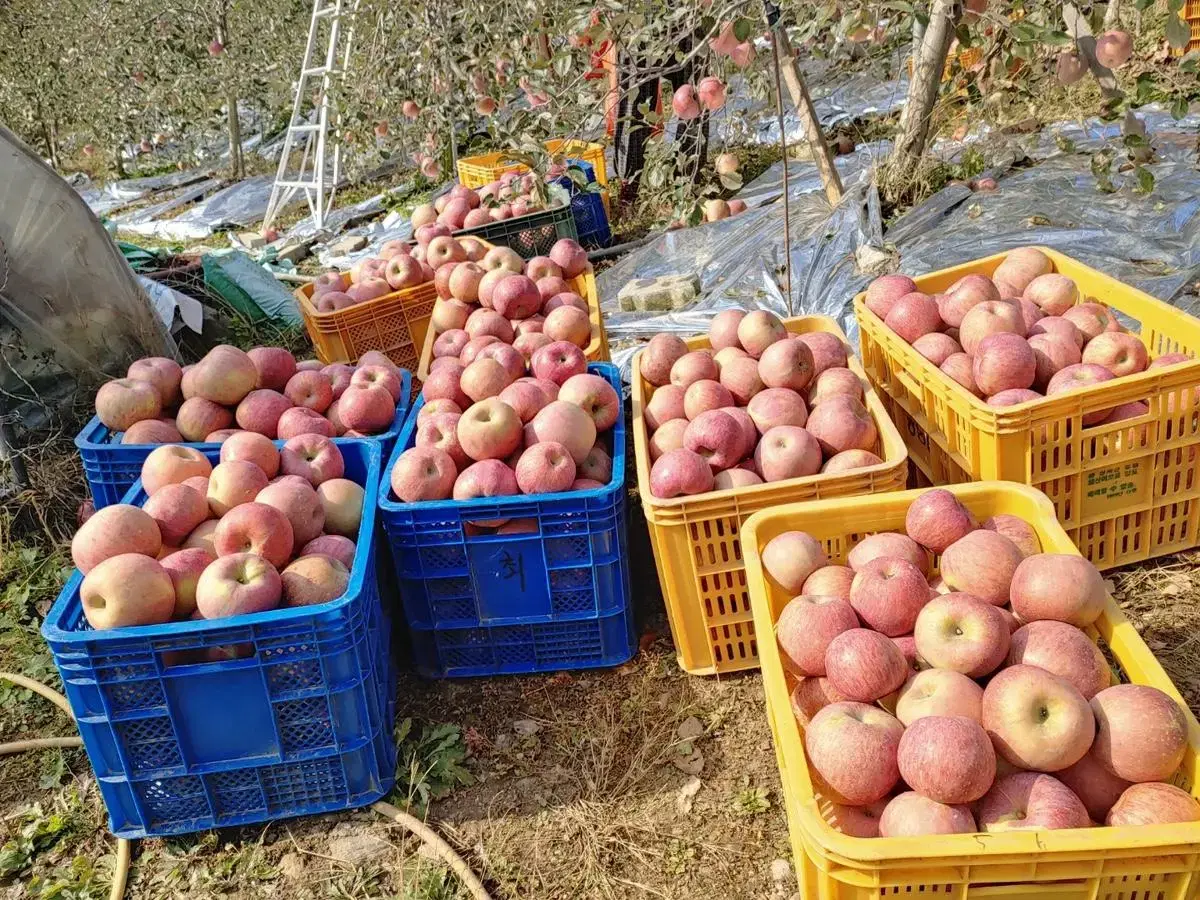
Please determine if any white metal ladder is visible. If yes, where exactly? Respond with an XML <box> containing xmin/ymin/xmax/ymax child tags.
<box><xmin>262</xmin><ymin>0</ymin><xmax>360</xmax><ymax>232</ymax></box>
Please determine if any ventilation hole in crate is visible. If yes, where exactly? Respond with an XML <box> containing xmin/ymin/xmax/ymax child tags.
<box><xmin>549</xmin><ymin>568</ymin><xmax>590</xmax><ymax>591</ymax></box>
<box><xmin>442</xmin><ymin>646</ymin><xmax>494</xmax><ymax>669</ymax></box>
<box><xmin>262</xmin><ymin>758</ymin><xmax>348</xmax><ymax>811</ymax></box>
<box><xmin>495</xmin><ymin>641</ymin><xmax>537</xmax><ymax>665</ymax></box>
<box><xmin>437</xmin><ymin>628</ymin><xmax>493</xmax><ymax>649</ymax></box>
<box><xmin>433</xmin><ymin>596</ymin><xmax>478</xmax><ymax>623</ymax></box>
<box><xmin>534</xmin><ymin>621</ymin><xmax>601</xmax><ymax>663</ymax></box>
<box><xmin>551</xmin><ymin>590</ymin><xmax>595</xmax><ymax>615</ymax></box>
<box><xmin>106</xmin><ymin>678</ymin><xmax>165</xmax><ymax>713</ymax></box>
<box><xmin>420</xmin><ymin>544</ymin><xmax>467</xmax><ymax>572</ymax></box>
<box><xmin>266</xmin><ymin>659</ymin><xmax>323</xmax><ymax>694</ymax></box>
<box><xmin>429</xmin><ymin>576</ymin><xmax>473</xmax><ymax>600</ymax></box>
<box><xmin>138</xmin><ymin>775</ymin><xmax>209</xmax><ymax>823</ymax></box>
<box><xmin>545</xmin><ymin>536</ymin><xmax>588</xmax><ymax>565</ymax></box>
<box><xmin>208</xmin><ymin>768</ymin><xmax>261</xmax><ymax>795</ymax></box>
<box><xmin>118</xmin><ymin>719</ymin><xmax>183</xmax><ymax>772</ymax></box>
<box><xmin>276</xmin><ymin>697</ymin><xmax>334</xmax><ymax>753</ymax></box>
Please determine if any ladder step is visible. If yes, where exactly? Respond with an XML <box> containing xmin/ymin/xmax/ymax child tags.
<box><xmin>288</xmin><ymin>123</ymin><xmax>321</xmax><ymax>132</ymax></box>
<box><xmin>302</xmin><ymin>65</ymin><xmax>336</xmax><ymax>77</ymax></box>
<box><xmin>314</xmin><ymin>4</ymin><xmax>339</xmax><ymax>17</ymax></box>
<box><xmin>276</xmin><ymin>179</ymin><xmax>320</xmax><ymax>189</ymax></box>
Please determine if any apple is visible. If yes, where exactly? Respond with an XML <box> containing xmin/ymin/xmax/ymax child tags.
<box><xmin>884</xmin><ymin>292</ymin><xmax>941</xmax><ymax>343</ymax></box>
<box><xmin>1030</xmin><ymin>315</ymin><xmax>1085</xmax><ymax>349</ymax></box>
<box><xmin>543</xmin><ymin>306</ymin><xmax>592</xmax><ymax>348</ymax></box>
<box><xmin>143</xmin><ymin>483</ymin><xmax>209</xmax><ymax>546</ymax></box>
<box><xmin>806</xmin><ymin>396</ymin><xmax>877</xmax><ymax>455</ymax></box>
<box><xmin>1090</xmin><ymin>684</ymin><xmax>1188</xmax><ymax>783</ymax></box>
<box><xmin>977</xmin><ymin>772</ymin><xmax>1089</xmax><ymax>832</ymax></box>
<box><xmin>684</xmin><ymin>410</ymin><xmax>747</xmax><ymax>470</ymax></box>
<box><xmin>276</xmin><ymin>406</ymin><xmax>337</xmax><ymax>440</ymax></box>
<box><xmin>205</xmin><ymin>459</ymin><xmax>269</xmax><ymax>517</ymax></box>
<box><xmin>736</xmin><ymin>310</ymin><xmax>787</xmax><ymax>358</ymax></box>
<box><xmin>805</xmin><ymin>701</ymin><xmax>903</xmax><ymax>805</ymax></box>
<box><xmin>316</xmin><ymin>478</ymin><xmax>363</xmax><ymax>537</ymax></box>
<box><xmin>531</xmin><ymin>341</ymin><xmax>587</xmax><ymax>385</ymax></box>
<box><xmin>159</xmin><ymin>547</ymin><xmax>214</xmax><ymax>619</ymax></box>
<box><xmin>1108</xmin><ymin>783</ymin><xmax>1200</xmax><ymax>827</ymax></box>
<box><xmin>459</xmin><ymin>397</ymin><xmax>523</xmax><ymax>462</ymax></box>
<box><xmin>213</xmin><ymin>501</ymin><xmax>294</xmax><ymax>568</ymax></box>
<box><xmin>775</xmin><ymin>594</ymin><xmax>859</xmax><ymax>676</ymax></box>
<box><xmin>1063</xmin><ymin>302</ymin><xmax>1121</xmax><ymax>342</ymax></box>
<box><xmin>789</xmin><ymin>676</ymin><xmax>849</xmax><ymax>727</ymax></box>
<box><xmin>898</xmin><ymin>715</ymin><xmax>996</xmax><ymax>804</ymax></box>
<box><xmin>1009</xmin><ymin>553</ymin><xmax>1105</xmax><ymax>626</ymax></box>
<box><xmin>960</xmin><ymin>300</ymin><xmax>1025</xmax><ymax>356</ymax></box>
<box><xmin>912</xmin><ymin>332</ymin><xmax>962</xmax><ymax>366</ymax></box>
<box><xmin>683</xmin><ymin>380</ymin><xmax>734</xmax><ymax>420</ymax></box>
<box><xmin>824</xmin><ymin>628</ymin><xmax>908</xmax><ymax>702</ymax></box>
<box><xmin>461</xmin><ymin>358</ymin><xmax>514</xmax><ymax>403</ymax></box>
<box><xmin>189</xmin><ymin>345</ymin><xmax>258</xmax><ymax>406</ymax></box>
<box><xmin>981</xmin><ymin>514</ymin><xmax>1041</xmax><ymax>557</ymax></box>
<box><xmin>1007</xmin><ymin>621</ymin><xmax>1109</xmax><ymax>699</ymax></box>
<box><xmin>648</xmin><ymin>448</ymin><xmax>714</xmax><ymax>498</ymax></box>
<box><xmin>279</xmin><ymin>554</ymin><xmax>350</xmax><ymax>608</ymax></box>
<box><xmin>713</xmin><ymin>468</ymin><xmax>762</xmax><ymax>489</ymax></box>
<box><xmin>513</xmin><ymin>441</ymin><xmax>576</xmax><ymax>494</ymax></box>
<box><xmin>466</xmin><ymin>308</ymin><xmax>516</xmax><ymax>343</ymax></box>
<box><xmin>879</xmin><ymin>793</ymin><xmax>976</xmax><ymax>837</ymax></box>
<box><xmin>527</xmin><ymin>401</ymin><xmax>597</xmax><ymax>465</ymax></box>
<box><xmin>95</xmin><ymin>378</ymin><xmax>162</xmax><ymax>431</ymax></box>
<box><xmin>433</xmin><ymin>330</ymin><xmax>470</xmax><ymax>360</ymax></box>
<box><xmin>1057</xmin><ymin>750</ymin><xmax>1133</xmax><ymax>822</ymax></box>
<box><xmin>761</xmin><ymin>531</ymin><xmax>828</xmax><ymax>593</ymax></box>
<box><xmin>122</xmin><ymin>419</ymin><xmax>184</xmax><ymax>445</ymax></box>
<box><xmin>940</xmin><ymin>274</ymin><xmax>1000</xmax><ymax>327</ymax></box>
<box><xmin>847</xmin><ymin>533</ymin><xmax>928</xmax><ymax>574</ymax></box>
<box><xmin>905</xmin><ymin>488</ymin><xmax>976</xmax><ymax>553</ymax></box>
<box><xmin>746</xmin><ymin>388</ymin><xmax>807</xmax><ymax>433</ymax></box>
<box><xmin>914</xmin><ymin>593</ymin><xmax>1010</xmax><ymax>677</ymax></box>
<box><xmin>492</xmin><ymin>274</ymin><xmax>542</xmax><ymax>319</ymax></box>
<box><xmin>754</xmin><ymin>425</ymin><xmax>822</xmax><ymax>481</ymax></box>
<box><xmin>256</xmin><ymin>476</ymin><xmax>324</xmax><ymax>546</ymax></box>
<box><xmin>549</xmin><ymin>238</ymin><xmax>590</xmax><ymax>278</ymax></box>
<box><xmin>127</xmin><ymin>356</ymin><xmax>184</xmax><ymax>406</ymax></box>
<box><xmin>895</xmin><ymin>669</ymin><xmax>984</xmax><ymax>725</ymax></box>
<box><xmin>280</xmin><ymin>434</ymin><xmax>345</xmax><ymax>486</ymax></box>
<box><xmin>807</xmin><ymin>368</ymin><xmax>864</xmax><ymax>408</ymax></box>
<box><xmin>801</xmin><ymin>565</ymin><xmax>855</xmax><ymax>598</ymax></box>
<box><xmin>644</xmin><ymin>385</ymin><xmax>686</xmax><ymax>430</ymax></box>
<box><xmin>417</xmin><ymin>413</ymin><xmax>468</xmax><ymax>468</ymax></box>
<box><xmin>141</xmin><ymin>445</ymin><xmax>212</xmax><ymax>495</ymax></box>
<box><xmin>351</xmin><ymin>365</ymin><xmax>402</xmax><ymax>403</ymax></box>
<box><xmin>300</xmin><ymin>535</ymin><xmax>355</xmax><ymax>569</ymax></box>
<box><xmin>498</xmin><ymin>382</ymin><xmax>551</xmax><ymax>425</ymax></box>
<box><xmin>80</xmin><ymin>553</ymin><xmax>175</xmax><ymax>629</ymax></box>
<box><xmin>849</xmin><ymin>558</ymin><xmax>930</xmax><ymax>636</ymax></box>
<box><xmin>982</xmin><ymin>664</ymin><xmax>1095</xmax><ymax>771</ymax></box>
<box><xmin>940</xmin><ymin>352</ymin><xmax>982</xmax><ymax>396</ymax></box>
<box><xmin>939</xmin><ymin>529</ymin><xmax>1024</xmax><ymax>604</ymax></box>
<box><xmin>220</xmin><ymin>431</ymin><xmax>280</xmax><ymax>479</ymax></box>
<box><xmin>578</xmin><ymin>445</ymin><xmax>612</xmax><ymax>484</ymax></box>
<box><xmin>390</xmin><ymin>446</ymin><xmax>457</xmax><ymax>502</ymax></box>
<box><xmin>1024</xmin><ymin>273</ymin><xmax>1079</xmax><ymax>316</ymax></box>
<box><xmin>1082</xmin><ymin>332</ymin><xmax>1149</xmax><ymax>377</ymax></box>
<box><xmin>719</xmin><ymin>356</ymin><xmax>765</xmax><ymax>405</ymax></box>
<box><xmin>670</xmin><ymin>351</ymin><xmax>720</xmax><ymax>389</ymax></box>
<box><xmin>993</xmin><ymin>248</ymin><xmax>1053</xmax><ymax>295</ymax></box>
<box><xmin>195</xmin><ymin>552</ymin><xmax>282</xmax><ymax>618</ymax></box>
<box><xmin>758</xmin><ymin>339</ymin><xmax>815</xmax><ymax>392</ymax></box>
<box><xmin>865</xmin><ymin>274</ymin><xmax>919</xmax><ymax>319</ymax></box>
<box><xmin>452</xmin><ymin>459</ymin><xmax>519</xmax><ymax>507</ymax></box>
<box><xmin>708</xmin><ymin>309</ymin><xmax>746</xmax><ymax>350</ymax></box>
<box><xmin>796</xmin><ymin>332</ymin><xmax>849</xmax><ymax>376</ymax></box>
<box><xmin>821</xmin><ymin>449</ymin><xmax>883</xmax><ymax>473</ymax></box>
<box><xmin>1149</xmin><ymin>351</ymin><xmax>1193</xmax><ymax>369</ymax></box>
<box><xmin>1095</xmin><ymin>29</ymin><xmax>1134</xmax><ymax>68</ymax></box>
<box><xmin>972</xmin><ymin>333</ymin><xmax>1036</xmax><ymax>395</ymax></box>
<box><xmin>1028</xmin><ymin>333</ymin><xmax>1081</xmax><ymax>390</ymax></box>
<box><xmin>182</xmin><ymin>519</ymin><xmax>218</xmax><ymax>556</ymax></box>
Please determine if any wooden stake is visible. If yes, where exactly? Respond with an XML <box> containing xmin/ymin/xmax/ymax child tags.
<box><xmin>769</xmin><ymin>30</ymin><xmax>794</xmax><ymax>312</ymax></box>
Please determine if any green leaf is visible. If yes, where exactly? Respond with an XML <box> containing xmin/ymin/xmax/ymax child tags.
<box><xmin>1166</xmin><ymin>13</ymin><xmax>1191</xmax><ymax>50</ymax></box>
<box><xmin>1171</xmin><ymin>95</ymin><xmax>1190</xmax><ymax>119</ymax></box>
<box><xmin>719</xmin><ymin>171</ymin><xmax>743</xmax><ymax>190</ymax></box>
<box><xmin>1167</xmin><ymin>0</ymin><xmax>1185</xmax><ymax>13</ymax></box>
<box><xmin>733</xmin><ymin>18</ymin><xmax>753</xmax><ymax>42</ymax></box>
<box><xmin>1134</xmin><ymin>166</ymin><xmax>1156</xmax><ymax>194</ymax></box>
<box><xmin>1040</xmin><ymin>30</ymin><xmax>1072</xmax><ymax>46</ymax></box>
<box><xmin>1010</xmin><ymin>22</ymin><xmax>1040</xmax><ymax>44</ymax></box>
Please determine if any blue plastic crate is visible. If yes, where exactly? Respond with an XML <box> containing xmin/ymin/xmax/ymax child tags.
<box><xmin>42</xmin><ymin>441</ymin><xmax>397</xmax><ymax>838</ymax></box>
<box><xmin>379</xmin><ymin>362</ymin><xmax>635</xmax><ymax>677</ymax></box>
<box><xmin>76</xmin><ymin>369</ymin><xmax>411</xmax><ymax>509</ymax></box>
<box><xmin>557</xmin><ymin>159</ymin><xmax>611</xmax><ymax>249</ymax></box>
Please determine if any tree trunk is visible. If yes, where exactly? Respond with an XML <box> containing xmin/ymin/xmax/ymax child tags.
<box><xmin>226</xmin><ymin>93</ymin><xmax>244</xmax><ymax>179</ymax></box>
<box><xmin>887</xmin><ymin>0</ymin><xmax>959</xmax><ymax>174</ymax></box>
<box><xmin>39</xmin><ymin>118</ymin><xmax>59</xmax><ymax>170</ymax></box>
<box><xmin>912</xmin><ymin>9</ymin><xmax>927</xmax><ymax>75</ymax></box>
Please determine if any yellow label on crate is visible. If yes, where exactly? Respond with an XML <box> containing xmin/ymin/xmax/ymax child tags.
<box><xmin>1081</xmin><ymin>460</ymin><xmax>1149</xmax><ymax>516</ymax></box>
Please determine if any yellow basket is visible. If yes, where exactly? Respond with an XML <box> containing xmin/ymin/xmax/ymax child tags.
<box><xmin>632</xmin><ymin>316</ymin><xmax>910</xmax><ymax>676</ymax></box>
<box><xmin>456</xmin><ymin>138</ymin><xmax>609</xmax><ymax>189</ymax></box>
<box><xmin>742</xmin><ymin>482</ymin><xmax>1200</xmax><ymax>899</ymax></box>
<box><xmin>855</xmin><ymin>247</ymin><xmax>1200</xmax><ymax>571</ymax></box>
<box><xmin>1171</xmin><ymin>0</ymin><xmax>1200</xmax><ymax>56</ymax></box>
<box><xmin>295</xmin><ymin>279</ymin><xmax>436</xmax><ymax>371</ymax></box>
<box><xmin>415</xmin><ymin>251</ymin><xmax>608</xmax><ymax>381</ymax></box>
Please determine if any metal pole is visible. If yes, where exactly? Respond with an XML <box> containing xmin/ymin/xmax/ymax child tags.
<box><xmin>769</xmin><ymin>27</ymin><xmax>793</xmax><ymax>313</ymax></box>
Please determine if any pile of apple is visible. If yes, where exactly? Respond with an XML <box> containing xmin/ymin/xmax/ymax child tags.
<box><xmin>389</xmin><ymin>347</ymin><xmax>618</xmax><ymax>507</ymax></box>
<box><xmin>426</xmin><ymin>238</ymin><xmax>594</xmax><ymax>362</ymax></box>
<box><xmin>865</xmin><ymin>247</ymin><xmax>1192</xmax><ymax>418</ymax></box>
<box><xmin>409</xmin><ymin>176</ymin><xmax>564</xmax><ymax>233</ymax></box>
<box><xmin>767</xmin><ymin>488</ymin><xmax>1198</xmax><ymax>838</ymax></box>
<box><xmin>94</xmin><ymin>346</ymin><xmax>406</xmax><ymax>443</ymax></box>
<box><xmin>641</xmin><ymin>310</ymin><xmax>884</xmax><ymax>499</ymax></box>
<box><xmin>71</xmin><ymin>435</ymin><xmax>363</xmax><ymax>635</ymax></box>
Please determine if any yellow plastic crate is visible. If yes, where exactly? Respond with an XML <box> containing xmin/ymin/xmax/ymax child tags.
<box><xmin>295</xmin><ymin>279</ymin><xmax>436</xmax><ymax>371</ymax></box>
<box><xmin>855</xmin><ymin>247</ymin><xmax>1200</xmax><ymax>571</ymax></box>
<box><xmin>456</xmin><ymin>138</ymin><xmax>608</xmax><ymax>189</ymax></box>
<box><xmin>415</xmin><ymin>252</ymin><xmax>608</xmax><ymax>380</ymax></box>
<box><xmin>632</xmin><ymin>316</ymin><xmax>910</xmax><ymax>675</ymax></box>
<box><xmin>742</xmin><ymin>482</ymin><xmax>1200</xmax><ymax>900</ymax></box>
<box><xmin>1171</xmin><ymin>0</ymin><xmax>1200</xmax><ymax>56</ymax></box>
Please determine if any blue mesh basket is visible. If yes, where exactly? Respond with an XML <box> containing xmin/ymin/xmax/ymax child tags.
<box><xmin>557</xmin><ymin>159</ymin><xmax>611</xmax><ymax>249</ymax></box>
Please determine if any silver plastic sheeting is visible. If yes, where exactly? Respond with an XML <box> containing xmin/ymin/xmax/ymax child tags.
<box><xmin>113</xmin><ymin>179</ymin><xmax>223</xmax><ymax>232</ymax></box>
<box><xmin>136</xmin><ymin>175</ymin><xmax>302</xmax><ymax>241</ymax></box>
<box><xmin>600</xmin><ymin>106</ymin><xmax>1200</xmax><ymax>381</ymax></box>
<box><xmin>0</xmin><ymin>124</ymin><xmax>172</xmax><ymax>434</ymax></box>
<box><xmin>285</xmin><ymin>191</ymin><xmax>391</xmax><ymax>242</ymax></box>
<box><xmin>315</xmin><ymin>210</ymin><xmax>416</xmax><ymax>271</ymax></box>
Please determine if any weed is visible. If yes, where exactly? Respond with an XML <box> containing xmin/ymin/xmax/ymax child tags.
<box><xmin>391</xmin><ymin>719</ymin><xmax>474</xmax><ymax>814</ymax></box>
<box><xmin>0</xmin><ymin>805</ymin><xmax>75</xmax><ymax>879</ymax></box>
<box><xmin>399</xmin><ymin>862</ymin><xmax>468</xmax><ymax>900</ymax></box>
<box><xmin>732</xmin><ymin>787</ymin><xmax>771</xmax><ymax>816</ymax></box>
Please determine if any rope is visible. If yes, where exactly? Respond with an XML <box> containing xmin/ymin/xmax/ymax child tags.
<box><xmin>0</xmin><ymin>673</ymin><xmax>132</xmax><ymax>900</ymax></box>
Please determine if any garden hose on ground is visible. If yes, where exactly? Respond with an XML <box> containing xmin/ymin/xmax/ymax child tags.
<box><xmin>0</xmin><ymin>673</ymin><xmax>493</xmax><ymax>900</ymax></box>
<box><xmin>0</xmin><ymin>672</ymin><xmax>131</xmax><ymax>900</ymax></box>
